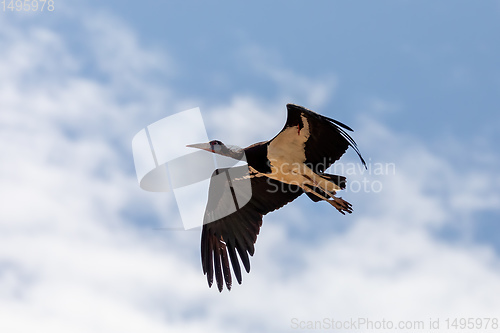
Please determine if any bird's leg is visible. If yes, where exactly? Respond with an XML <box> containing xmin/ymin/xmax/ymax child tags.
<box><xmin>299</xmin><ymin>166</ymin><xmax>341</xmax><ymax>195</ymax></box>
<box><xmin>313</xmin><ymin>179</ymin><xmax>352</xmax><ymax>214</ymax></box>
<box><xmin>302</xmin><ymin>183</ymin><xmax>352</xmax><ymax>215</ymax></box>
<box><xmin>276</xmin><ymin>164</ymin><xmax>352</xmax><ymax>214</ymax></box>
<box><xmin>329</xmin><ymin>196</ymin><xmax>352</xmax><ymax>214</ymax></box>
<box><xmin>299</xmin><ymin>166</ymin><xmax>352</xmax><ymax>214</ymax></box>
<box><xmin>301</xmin><ymin>170</ymin><xmax>339</xmax><ymax>198</ymax></box>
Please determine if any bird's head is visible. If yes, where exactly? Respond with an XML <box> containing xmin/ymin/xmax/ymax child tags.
<box><xmin>187</xmin><ymin>140</ymin><xmax>244</xmax><ymax>160</ymax></box>
<box><xmin>187</xmin><ymin>140</ymin><xmax>226</xmax><ymax>154</ymax></box>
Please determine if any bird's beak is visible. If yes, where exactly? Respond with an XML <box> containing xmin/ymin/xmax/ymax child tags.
<box><xmin>186</xmin><ymin>143</ymin><xmax>213</xmax><ymax>152</ymax></box>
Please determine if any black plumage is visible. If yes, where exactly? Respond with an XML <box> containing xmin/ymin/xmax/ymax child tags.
<box><xmin>189</xmin><ymin>104</ymin><xmax>366</xmax><ymax>291</ymax></box>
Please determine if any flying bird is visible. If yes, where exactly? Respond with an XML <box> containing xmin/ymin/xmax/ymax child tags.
<box><xmin>187</xmin><ymin>103</ymin><xmax>366</xmax><ymax>291</ymax></box>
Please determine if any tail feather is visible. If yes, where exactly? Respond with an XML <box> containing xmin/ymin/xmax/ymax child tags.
<box><xmin>304</xmin><ymin>173</ymin><xmax>349</xmax><ymax>210</ymax></box>
<box><xmin>320</xmin><ymin>173</ymin><xmax>346</xmax><ymax>189</ymax></box>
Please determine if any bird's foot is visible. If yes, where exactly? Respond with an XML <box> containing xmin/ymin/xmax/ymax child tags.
<box><xmin>328</xmin><ymin>196</ymin><xmax>353</xmax><ymax>215</ymax></box>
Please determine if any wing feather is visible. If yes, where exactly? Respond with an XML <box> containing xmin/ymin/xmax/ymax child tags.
<box><xmin>201</xmin><ymin>165</ymin><xmax>302</xmax><ymax>291</ymax></box>
<box><xmin>283</xmin><ymin>104</ymin><xmax>366</xmax><ymax>172</ymax></box>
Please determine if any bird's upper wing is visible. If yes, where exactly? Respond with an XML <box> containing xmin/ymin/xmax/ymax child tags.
<box><xmin>276</xmin><ymin>104</ymin><xmax>366</xmax><ymax>172</ymax></box>
<box><xmin>201</xmin><ymin>164</ymin><xmax>302</xmax><ymax>291</ymax></box>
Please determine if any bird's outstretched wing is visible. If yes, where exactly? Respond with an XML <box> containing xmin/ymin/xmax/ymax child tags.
<box><xmin>278</xmin><ymin>104</ymin><xmax>366</xmax><ymax>172</ymax></box>
<box><xmin>201</xmin><ymin>165</ymin><xmax>302</xmax><ymax>291</ymax></box>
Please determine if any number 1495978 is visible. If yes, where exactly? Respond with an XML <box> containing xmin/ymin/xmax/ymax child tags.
<box><xmin>2</xmin><ymin>0</ymin><xmax>54</xmax><ymax>11</ymax></box>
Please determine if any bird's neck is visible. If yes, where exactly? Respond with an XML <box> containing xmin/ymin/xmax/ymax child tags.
<box><xmin>225</xmin><ymin>148</ymin><xmax>245</xmax><ymax>160</ymax></box>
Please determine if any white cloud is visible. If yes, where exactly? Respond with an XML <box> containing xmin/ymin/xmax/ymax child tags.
<box><xmin>0</xmin><ymin>13</ymin><xmax>193</xmax><ymax>333</ymax></box>
<box><xmin>204</xmin><ymin>95</ymin><xmax>286</xmax><ymax>146</ymax></box>
<box><xmin>1</xmin><ymin>9</ymin><xmax>500</xmax><ymax>333</ymax></box>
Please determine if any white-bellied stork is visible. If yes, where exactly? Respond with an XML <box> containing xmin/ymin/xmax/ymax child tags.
<box><xmin>187</xmin><ymin>103</ymin><xmax>366</xmax><ymax>292</ymax></box>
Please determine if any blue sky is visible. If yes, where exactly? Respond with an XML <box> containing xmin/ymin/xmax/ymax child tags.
<box><xmin>1</xmin><ymin>1</ymin><xmax>500</xmax><ymax>332</ymax></box>
<box><xmin>88</xmin><ymin>0</ymin><xmax>500</xmax><ymax>139</ymax></box>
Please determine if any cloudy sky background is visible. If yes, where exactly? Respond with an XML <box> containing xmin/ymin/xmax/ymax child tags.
<box><xmin>1</xmin><ymin>1</ymin><xmax>500</xmax><ymax>332</ymax></box>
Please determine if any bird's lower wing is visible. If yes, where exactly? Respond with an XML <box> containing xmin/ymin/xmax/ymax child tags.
<box><xmin>201</xmin><ymin>166</ymin><xmax>302</xmax><ymax>291</ymax></box>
